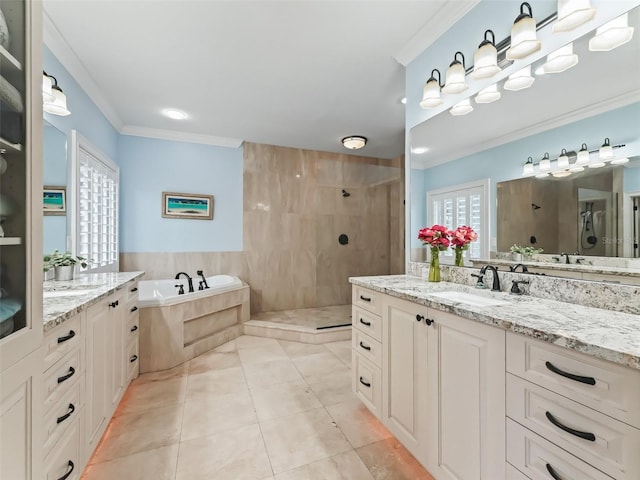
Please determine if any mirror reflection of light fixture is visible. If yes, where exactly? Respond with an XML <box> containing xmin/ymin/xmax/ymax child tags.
<box><xmin>553</xmin><ymin>0</ymin><xmax>596</xmax><ymax>33</ymax></box>
<box><xmin>539</xmin><ymin>152</ymin><xmax>551</xmax><ymax>171</ymax></box>
<box><xmin>598</xmin><ymin>137</ymin><xmax>614</xmax><ymax>159</ymax></box>
<box><xmin>552</xmin><ymin>170</ymin><xmax>572</xmax><ymax>178</ymax></box>
<box><xmin>504</xmin><ymin>65</ymin><xmax>535</xmax><ymax>91</ymax></box>
<box><xmin>470</xmin><ymin>30</ymin><xmax>501</xmax><ymax>79</ymax></box>
<box><xmin>589</xmin><ymin>13</ymin><xmax>635</xmax><ymax>52</ymax></box>
<box><xmin>557</xmin><ymin>148</ymin><xmax>570</xmax><ymax>168</ymax></box>
<box><xmin>575</xmin><ymin>143</ymin><xmax>591</xmax><ymax>165</ymax></box>
<box><xmin>42</xmin><ymin>72</ymin><xmax>71</xmax><ymax>116</ymax></box>
<box><xmin>506</xmin><ymin>2</ymin><xmax>542</xmax><ymax>60</ymax></box>
<box><xmin>450</xmin><ymin>98</ymin><xmax>473</xmax><ymax>116</ymax></box>
<box><xmin>42</xmin><ymin>71</ymin><xmax>54</xmax><ymax>103</ymax></box>
<box><xmin>611</xmin><ymin>156</ymin><xmax>630</xmax><ymax>165</ymax></box>
<box><xmin>442</xmin><ymin>52</ymin><xmax>468</xmax><ymax>95</ymax></box>
<box><xmin>420</xmin><ymin>69</ymin><xmax>443</xmax><ymax>109</ymax></box>
<box><xmin>522</xmin><ymin>156</ymin><xmax>534</xmax><ymax>175</ymax></box>
<box><xmin>475</xmin><ymin>84</ymin><xmax>501</xmax><ymax>104</ymax></box>
<box><xmin>538</xmin><ymin>42</ymin><xmax>579</xmax><ymax>74</ymax></box>
<box><xmin>341</xmin><ymin>136</ymin><xmax>367</xmax><ymax>150</ymax></box>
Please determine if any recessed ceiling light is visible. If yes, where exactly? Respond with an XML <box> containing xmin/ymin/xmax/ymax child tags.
<box><xmin>400</xmin><ymin>97</ymin><xmax>407</xmax><ymax>104</ymax></box>
<box><xmin>163</xmin><ymin>108</ymin><xmax>187</xmax><ymax>120</ymax></box>
<box><xmin>411</xmin><ymin>147</ymin><xmax>428</xmax><ymax>154</ymax></box>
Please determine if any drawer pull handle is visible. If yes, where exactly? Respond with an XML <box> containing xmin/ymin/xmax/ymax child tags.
<box><xmin>359</xmin><ymin>318</ymin><xmax>371</xmax><ymax>327</ymax></box>
<box><xmin>359</xmin><ymin>376</ymin><xmax>371</xmax><ymax>388</ymax></box>
<box><xmin>359</xmin><ymin>295</ymin><xmax>372</xmax><ymax>302</ymax></box>
<box><xmin>545</xmin><ymin>463</ymin><xmax>563</xmax><ymax>480</ymax></box>
<box><xmin>130</xmin><ymin>325</ymin><xmax>138</xmax><ymax>332</ymax></box>
<box><xmin>130</xmin><ymin>355</ymin><xmax>138</xmax><ymax>363</ymax></box>
<box><xmin>545</xmin><ymin>361</ymin><xmax>596</xmax><ymax>386</ymax></box>
<box><xmin>130</xmin><ymin>306</ymin><xmax>138</xmax><ymax>313</ymax></box>
<box><xmin>130</xmin><ymin>287</ymin><xmax>138</xmax><ymax>292</ymax></box>
<box><xmin>109</xmin><ymin>300</ymin><xmax>119</xmax><ymax>308</ymax></box>
<box><xmin>425</xmin><ymin>317</ymin><xmax>434</xmax><ymax>326</ymax></box>
<box><xmin>359</xmin><ymin>341</ymin><xmax>371</xmax><ymax>351</ymax></box>
<box><xmin>56</xmin><ymin>403</ymin><xmax>76</xmax><ymax>424</ymax></box>
<box><xmin>57</xmin><ymin>460</ymin><xmax>75</xmax><ymax>480</ymax></box>
<box><xmin>416</xmin><ymin>314</ymin><xmax>424</xmax><ymax>322</ymax></box>
<box><xmin>545</xmin><ymin>411</ymin><xmax>596</xmax><ymax>442</ymax></box>
<box><xmin>57</xmin><ymin>330</ymin><xmax>76</xmax><ymax>344</ymax></box>
<box><xmin>57</xmin><ymin>366</ymin><xmax>76</xmax><ymax>384</ymax></box>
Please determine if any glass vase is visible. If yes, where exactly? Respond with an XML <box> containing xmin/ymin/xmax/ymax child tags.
<box><xmin>454</xmin><ymin>248</ymin><xmax>464</xmax><ymax>267</ymax></box>
<box><xmin>429</xmin><ymin>248</ymin><xmax>441</xmax><ymax>282</ymax></box>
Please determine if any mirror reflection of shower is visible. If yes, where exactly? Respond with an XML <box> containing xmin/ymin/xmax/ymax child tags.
<box><xmin>577</xmin><ymin>188</ymin><xmax>615</xmax><ymax>256</ymax></box>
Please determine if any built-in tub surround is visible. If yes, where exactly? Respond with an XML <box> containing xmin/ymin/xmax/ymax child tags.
<box><xmin>138</xmin><ymin>275</ymin><xmax>249</xmax><ymax>373</ymax></box>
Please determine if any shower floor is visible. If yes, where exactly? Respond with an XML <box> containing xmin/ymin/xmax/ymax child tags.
<box><xmin>250</xmin><ymin>304</ymin><xmax>352</xmax><ymax>330</ymax></box>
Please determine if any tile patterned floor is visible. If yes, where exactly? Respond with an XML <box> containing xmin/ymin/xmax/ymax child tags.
<box><xmin>251</xmin><ymin>305</ymin><xmax>352</xmax><ymax>330</ymax></box>
<box><xmin>82</xmin><ymin>336</ymin><xmax>434</xmax><ymax>480</ymax></box>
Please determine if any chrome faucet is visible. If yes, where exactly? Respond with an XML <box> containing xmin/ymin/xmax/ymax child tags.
<box><xmin>479</xmin><ymin>265</ymin><xmax>501</xmax><ymax>292</ymax></box>
<box><xmin>174</xmin><ymin>272</ymin><xmax>194</xmax><ymax>293</ymax></box>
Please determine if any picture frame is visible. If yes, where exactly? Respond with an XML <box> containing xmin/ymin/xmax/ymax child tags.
<box><xmin>43</xmin><ymin>186</ymin><xmax>67</xmax><ymax>215</ymax></box>
<box><xmin>162</xmin><ymin>192</ymin><xmax>214</xmax><ymax>220</ymax></box>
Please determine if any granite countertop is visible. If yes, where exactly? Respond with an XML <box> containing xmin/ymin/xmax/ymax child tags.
<box><xmin>349</xmin><ymin>275</ymin><xmax>640</xmax><ymax>370</ymax></box>
<box><xmin>43</xmin><ymin>272</ymin><xmax>145</xmax><ymax>332</ymax></box>
<box><xmin>472</xmin><ymin>258</ymin><xmax>640</xmax><ymax>278</ymax></box>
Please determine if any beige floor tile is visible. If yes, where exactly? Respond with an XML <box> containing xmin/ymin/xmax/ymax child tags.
<box><xmin>181</xmin><ymin>389</ymin><xmax>258</xmax><ymax>441</ymax></box>
<box><xmin>188</xmin><ymin>348</ymin><xmax>242</xmax><ymax>374</ymax></box>
<box><xmin>90</xmin><ymin>405</ymin><xmax>183</xmax><ymax>464</ymax></box>
<box><xmin>260</xmin><ymin>408</ymin><xmax>352</xmax><ymax>474</ymax></box>
<box><xmin>235</xmin><ymin>334</ymin><xmax>281</xmax><ymax>349</ymax></box>
<box><xmin>176</xmin><ymin>424</ymin><xmax>272</xmax><ymax>480</ymax></box>
<box><xmin>115</xmin><ymin>377</ymin><xmax>187</xmax><ymax>416</ymax></box>
<box><xmin>355</xmin><ymin>438</ymin><xmax>435</xmax><ymax>480</ymax></box>
<box><xmin>82</xmin><ymin>444</ymin><xmax>178</xmax><ymax>480</ymax></box>
<box><xmin>133</xmin><ymin>363</ymin><xmax>189</xmax><ymax>386</ymax></box>
<box><xmin>291</xmin><ymin>352</ymin><xmax>350</xmax><ymax>384</ymax></box>
<box><xmin>238</xmin><ymin>344</ymin><xmax>289</xmax><ymax>365</ymax></box>
<box><xmin>323</xmin><ymin>341</ymin><xmax>352</xmax><ymax>366</ymax></box>
<box><xmin>243</xmin><ymin>358</ymin><xmax>304</xmax><ymax>387</ymax></box>
<box><xmin>326</xmin><ymin>398</ymin><xmax>392</xmax><ymax>448</ymax></box>
<box><xmin>274</xmin><ymin>450</ymin><xmax>374</xmax><ymax>480</ymax></box>
<box><xmin>308</xmin><ymin>370</ymin><xmax>356</xmax><ymax>407</ymax></box>
<box><xmin>186</xmin><ymin>366</ymin><xmax>249</xmax><ymax>399</ymax></box>
<box><xmin>277</xmin><ymin>339</ymin><xmax>328</xmax><ymax>358</ymax></box>
<box><xmin>250</xmin><ymin>380</ymin><xmax>322</xmax><ymax>421</ymax></box>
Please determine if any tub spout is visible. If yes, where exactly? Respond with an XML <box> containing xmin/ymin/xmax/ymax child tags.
<box><xmin>175</xmin><ymin>272</ymin><xmax>194</xmax><ymax>293</ymax></box>
<box><xmin>196</xmin><ymin>270</ymin><xmax>209</xmax><ymax>289</ymax></box>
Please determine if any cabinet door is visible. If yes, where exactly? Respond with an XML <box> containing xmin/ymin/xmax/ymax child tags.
<box><xmin>427</xmin><ymin>310</ymin><xmax>506</xmax><ymax>480</ymax></box>
<box><xmin>85</xmin><ymin>300</ymin><xmax>109</xmax><ymax>450</ymax></box>
<box><xmin>108</xmin><ymin>290</ymin><xmax>126</xmax><ymax>411</ymax></box>
<box><xmin>382</xmin><ymin>296</ymin><xmax>429</xmax><ymax>464</ymax></box>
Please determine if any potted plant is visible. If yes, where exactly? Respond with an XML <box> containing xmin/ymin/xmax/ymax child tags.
<box><xmin>43</xmin><ymin>250</ymin><xmax>91</xmax><ymax>281</ymax></box>
<box><xmin>509</xmin><ymin>244</ymin><xmax>543</xmax><ymax>261</ymax></box>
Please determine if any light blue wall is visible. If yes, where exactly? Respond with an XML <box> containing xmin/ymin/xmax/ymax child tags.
<box><xmin>625</xmin><ymin>165</ymin><xmax>640</xmax><ymax>192</ymax></box>
<box><xmin>42</xmin><ymin>125</ymin><xmax>67</xmax><ymax>253</ymax></box>
<box><xmin>118</xmin><ymin>136</ymin><xmax>243</xmax><ymax>253</ymax></box>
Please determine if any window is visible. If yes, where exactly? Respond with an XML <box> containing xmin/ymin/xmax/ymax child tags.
<box><xmin>71</xmin><ymin>132</ymin><xmax>119</xmax><ymax>272</ymax></box>
<box><xmin>427</xmin><ymin>179</ymin><xmax>489</xmax><ymax>262</ymax></box>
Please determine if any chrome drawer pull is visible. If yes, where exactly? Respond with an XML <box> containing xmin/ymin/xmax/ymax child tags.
<box><xmin>56</xmin><ymin>403</ymin><xmax>76</xmax><ymax>424</ymax></box>
<box><xmin>57</xmin><ymin>366</ymin><xmax>76</xmax><ymax>384</ymax></box>
<box><xmin>57</xmin><ymin>330</ymin><xmax>76</xmax><ymax>344</ymax></box>
<box><xmin>359</xmin><ymin>295</ymin><xmax>372</xmax><ymax>302</ymax></box>
<box><xmin>359</xmin><ymin>318</ymin><xmax>371</xmax><ymax>327</ymax></box>
<box><xmin>359</xmin><ymin>376</ymin><xmax>371</xmax><ymax>388</ymax></box>
<box><xmin>545</xmin><ymin>411</ymin><xmax>596</xmax><ymax>442</ymax></box>
<box><xmin>57</xmin><ymin>460</ymin><xmax>74</xmax><ymax>480</ymax></box>
<box><xmin>545</xmin><ymin>361</ymin><xmax>596</xmax><ymax>386</ymax></box>
<box><xmin>359</xmin><ymin>341</ymin><xmax>371</xmax><ymax>351</ymax></box>
<box><xmin>545</xmin><ymin>463</ymin><xmax>563</xmax><ymax>480</ymax></box>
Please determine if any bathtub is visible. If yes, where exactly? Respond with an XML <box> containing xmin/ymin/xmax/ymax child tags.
<box><xmin>138</xmin><ymin>274</ymin><xmax>244</xmax><ymax>307</ymax></box>
<box><xmin>138</xmin><ymin>274</ymin><xmax>249</xmax><ymax>372</ymax></box>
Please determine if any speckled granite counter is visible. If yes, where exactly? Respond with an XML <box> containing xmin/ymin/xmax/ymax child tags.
<box><xmin>472</xmin><ymin>258</ymin><xmax>640</xmax><ymax>278</ymax></box>
<box><xmin>43</xmin><ymin>272</ymin><xmax>145</xmax><ymax>332</ymax></box>
<box><xmin>349</xmin><ymin>275</ymin><xmax>640</xmax><ymax>370</ymax></box>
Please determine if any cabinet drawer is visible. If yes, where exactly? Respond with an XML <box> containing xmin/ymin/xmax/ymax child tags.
<box><xmin>43</xmin><ymin>348</ymin><xmax>82</xmax><ymax>415</ymax></box>
<box><xmin>507</xmin><ymin>332</ymin><xmax>640</xmax><ymax>428</ymax></box>
<box><xmin>43</xmin><ymin>313</ymin><xmax>82</xmax><ymax>372</ymax></box>
<box><xmin>507</xmin><ymin>373</ymin><xmax>640</xmax><ymax>479</ymax></box>
<box><xmin>352</xmin><ymin>351</ymin><xmax>381</xmax><ymax>419</ymax></box>
<box><xmin>43</xmin><ymin>416</ymin><xmax>82</xmax><ymax>480</ymax></box>
<box><xmin>506</xmin><ymin>463</ymin><xmax>530</xmax><ymax>480</ymax></box>
<box><xmin>126</xmin><ymin>297</ymin><xmax>139</xmax><ymax>321</ymax></box>
<box><xmin>43</xmin><ymin>382</ymin><xmax>82</xmax><ymax>458</ymax></box>
<box><xmin>352</xmin><ymin>285</ymin><xmax>382</xmax><ymax>316</ymax></box>
<box><xmin>125</xmin><ymin>280</ymin><xmax>139</xmax><ymax>302</ymax></box>
<box><xmin>507</xmin><ymin>418</ymin><xmax>614</xmax><ymax>480</ymax></box>
<box><xmin>126</xmin><ymin>313</ymin><xmax>139</xmax><ymax>342</ymax></box>
<box><xmin>127</xmin><ymin>338</ymin><xmax>139</xmax><ymax>381</ymax></box>
<box><xmin>352</xmin><ymin>329</ymin><xmax>382</xmax><ymax>368</ymax></box>
<box><xmin>352</xmin><ymin>306</ymin><xmax>382</xmax><ymax>342</ymax></box>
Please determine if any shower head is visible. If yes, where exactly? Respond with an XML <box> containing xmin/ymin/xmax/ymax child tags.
<box><xmin>342</xmin><ymin>189</ymin><xmax>351</xmax><ymax>197</ymax></box>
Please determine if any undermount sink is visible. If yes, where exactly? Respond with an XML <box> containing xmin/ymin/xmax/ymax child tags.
<box><xmin>43</xmin><ymin>289</ymin><xmax>96</xmax><ymax>298</ymax></box>
<box><xmin>428</xmin><ymin>291</ymin><xmax>510</xmax><ymax>307</ymax></box>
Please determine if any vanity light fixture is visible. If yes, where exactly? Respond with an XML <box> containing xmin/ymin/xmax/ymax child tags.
<box><xmin>475</xmin><ymin>84</ymin><xmax>501</xmax><ymax>104</ymax></box>
<box><xmin>42</xmin><ymin>72</ymin><xmax>54</xmax><ymax>103</ymax></box>
<box><xmin>442</xmin><ymin>52</ymin><xmax>468</xmax><ymax>95</ymax></box>
<box><xmin>575</xmin><ymin>143</ymin><xmax>590</xmax><ymax>165</ymax></box>
<box><xmin>552</xmin><ymin>170</ymin><xmax>572</xmax><ymax>178</ymax></box>
<box><xmin>420</xmin><ymin>69</ymin><xmax>444</xmax><ymax>109</ymax></box>
<box><xmin>539</xmin><ymin>152</ymin><xmax>551</xmax><ymax>171</ymax></box>
<box><xmin>557</xmin><ymin>149</ymin><xmax>570</xmax><ymax>168</ymax></box>
<box><xmin>42</xmin><ymin>72</ymin><xmax>71</xmax><ymax>116</ymax></box>
<box><xmin>470</xmin><ymin>30</ymin><xmax>501</xmax><ymax>79</ymax></box>
<box><xmin>589</xmin><ymin>13</ymin><xmax>635</xmax><ymax>52</ymax></box>
<box><xmin>598</xmin><ymin>137</ymin><xmax>614</xmax><ymax>159</ymax></box>
<box><xmin>450</xmin><ymin>98</ymin><xmax>474</xmax><ymax>116</ymax></box>
<box><xmin>341</xmin><ymin>136</ymin><xmax>367</xmax><ymax>150</ymax></box>
<box><xmin>611</xmin><ymin>156</ymin><xmax>630</xmax><ymax>165</ymax></box>
<box><xmin>552</xmin><ymin>0</ymin><xmax>596</xmax><ymax>33</ymax></box>
<box><xmin>522</xmin><ymin>157</ymin><xmax>534</xmax><ymax>176</ymax></box>
<box><xmin>506</xmin><ymin>2</ymin><xmax>542</xmax><ymax>60</ymax></box>
<box><xmin>538</xmin><ymin>42</ymin><xmax>579</xmax><ymax>74</ymax></box>
<box><xmin>503</xmin><ymin>65</ymin><xmax>536</xmax><ymax>91</ymax></box>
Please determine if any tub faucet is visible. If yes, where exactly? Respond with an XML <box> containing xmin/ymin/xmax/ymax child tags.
<box><xmin>175</xmin><ymin>272</ymin><xmax>194</xmax><ymax>293</ymax></box>
<box><xmin>479</xmin><ymin>265</ymin><xmax>501</xmax><ymax>292</ymax></box>
<box><xmin>196</xmin><ymin>270</ymin><xmax>209</xmax><ymax>289</ymax></box>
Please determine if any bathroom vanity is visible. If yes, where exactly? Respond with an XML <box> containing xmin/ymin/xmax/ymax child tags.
<box><xmin>350</xmin><ymin>275</ymin><xmax>640</xmax><ymax>480</ymax></box>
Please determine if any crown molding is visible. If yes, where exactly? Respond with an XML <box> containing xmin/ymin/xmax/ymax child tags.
<box><xmin>120</xmin><ymin>125</ymin><xmax>244</xmax><ymax>148</ymax></box>
<box><xmin>393</xmin><ymin>0</ymin><xmax>480</xmax><ymax>67</ymax></box>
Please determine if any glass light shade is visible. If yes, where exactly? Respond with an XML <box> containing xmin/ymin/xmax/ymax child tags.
<box><xmin>470</xmin><ymin>43</ymin><xmax>501</xmax><ymax>79</ymax></box>
<box><xmin>475</xmin><ymin>84</ymin><xmax>501</xmax><ymax>104</ymax></box>
<box><xmin>506</xmin><ymin>16</ymin><xmax>541</xmax><ymax>60</ymax></box>
<box><xmin>504</xmin><ymin>66</ymin><xmax>535</xmax><ymax>91</ymax></box>
<box><xmin>341</xmin><ymin>136</ymin><xmax>367</xmax><ymax>150</ymax></box>
<box><xmin>588</xmin><ymin>161</ymin><xmax>605</xmax><ymax>168</ymax></box>
<box><xmin>611</xmin><ymin>157</ymin><xmax>630</xmax><ymax>165</ymax></box>
<box><xmin>557</xmin><ymin>149</ymin><xmax>569</xmax><ymax>168</ymax></box>
<box><xmin>42</xmin><ymin>73</ymin><xmax>54</xmax><ymax>103</ymax></box>
<box><xmin>553</xmin><ymin>0</ymin><xmax>596</xmax><ymax>33</ymax></box>
<box><xmin>599</xmin><ymin>138</ymin><xmax>614</xmax><ymax>159</ymax></box>
<box><xmin>575</xmin><ymin>144</ymin><xmax>590</xmax><ymax>165</ymax></box>
<box><xmin>539</xmin><ymin>153</ymin><xmax>551</xmax><ymax>171</ymax></box>
<box><xmin>589</xmin><ymin>13</ymin><xmax>634</xmax><ymax>52</ymax></box>
<box><xmin>523</xmin><ymin>157</ymin><xmax>534</xmax><ymax>175</ymax></box>
<box><xmin>420</xmin><ymin>78</ymin><xmax>442</xmax><ymax>109</ymax></box>
<box><xmin>43</xmin><ymin>86</ymin><xmax>71</xmax><ymax>116</ymax></box>
<box><xmin>552</xmin><ymin>170</ymin><xmax>572</xmax><ymax>178</ymax></box>
<box><xmin>541</xmin><ymin>43</ymin><xmax>579</xmax><ymax>74</ymax></box>
<box><xmin>569</xmin><ymin>165</ymin><xmax>585</xmax><ymax>172</ymax></box>
<box><xmin>450</xmin><ymin>98</ymin><xmax>473</xmax><ymax>116</ymax></box>
<box><xmin>442</xmin><ymin>61</ymin><xmax>468</xmax><ymax>94</ymax></box>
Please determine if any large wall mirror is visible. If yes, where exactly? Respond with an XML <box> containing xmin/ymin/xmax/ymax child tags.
<box><xmin>409</xmin><ymin>5</ymin><xmax>640</xmax><ymax>278</ymax></box>
<box><xmin>42</xmin><ymin>120</ymin><xmax>68</xmax><ymax>253</ymax></box>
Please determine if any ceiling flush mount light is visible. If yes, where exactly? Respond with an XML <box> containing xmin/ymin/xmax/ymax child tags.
<box><xmin>442</xmin><ymin>51</ymin><xmax>468</xmax><ymax>95</ymax></box>
<box><xmin>420</xmin><ymin>69</ymin><xmax>443</xmax><ymax>109</ymax></box>
<box><xmin>475</xmin><ymin>84</ymin><xmax>501</xmax><ymax>104</ymax></box>
<box><xmin>504</xmin><ymin>65</ymin><xmax>535</xmax><ymax>91</ymax></box>
<box><xmin>540</xmin><ymin>42</ymin><xmax>579</xmax><ymax>74</ymax></box>
<box><xmin>450</xmin><ymin>98</ymin><xmax>473</xmax><ymax>116</ymax></box>
<box><xmin>163</xmin><ymin>108</ymin><xmax>187</xmax><ymax>120</ymax></box>
<box><xmin>342</xmin><ymin>136</ymin><xmax>367</xmax><ymax>150</ymax></box>
<box><xmin>506</xmin><ymin>2</ymin><xmax>542</xmax><ymax>60</ymax></box>
<box><xmin>589</xmin><ymin>13</ymin><xmax>635</xmax><ymax>52</ymax></box>
<box><xmin>470</xmin><ymin>30</ymin><xmax>501</xmax><ymax>79</ymax></box>
<box><xmin>42</xmin><ymin>72</ymin><xmax>71</xmax><ymax>116</ymax></box>
<box><xmin>553</xmin><ymin>0</ymin><xmax>596</xmax><ymax>33</ymax></box>
<box><xmin>523</xmin><ymin>157</ymin><xmax>534</xmax><ymax>176</ymax></box>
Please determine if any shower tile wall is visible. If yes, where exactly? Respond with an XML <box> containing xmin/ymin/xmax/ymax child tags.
<box><xmin>121</xmin><ymin>143</ymin><xmax>404</xmax><ymax>314</ymax></box>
